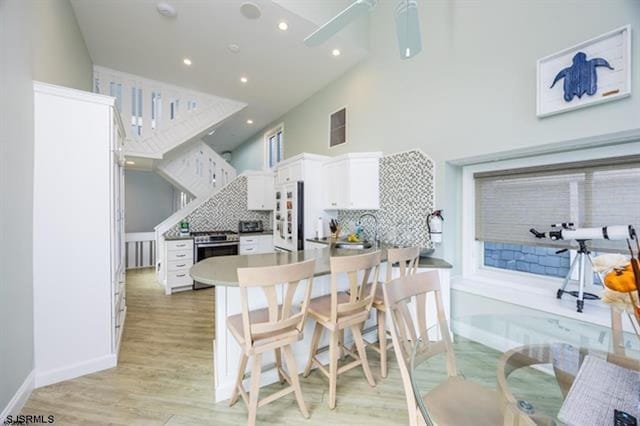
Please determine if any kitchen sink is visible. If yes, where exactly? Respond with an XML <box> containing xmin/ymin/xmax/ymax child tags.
<box><xmin>335</xmin><ymin>241</ymin><xmax>373</xmax><ymax>250</ymax></box>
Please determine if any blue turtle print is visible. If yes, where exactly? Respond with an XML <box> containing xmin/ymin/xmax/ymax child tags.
<box><xmin>550</xmin><ymin>51</ymin><xmax>614</xmax><ymax>102</ymax></box>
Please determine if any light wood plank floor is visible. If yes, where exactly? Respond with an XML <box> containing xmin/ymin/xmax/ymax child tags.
<box><xmin>21</xmin><ymin>269</ymin><xmax>410</xmax><ymax>425</ymax></box>
<box><xmin>22</xmin><ymin>269</ymin><xmax>558</xmax><ymax>424</ymax></box>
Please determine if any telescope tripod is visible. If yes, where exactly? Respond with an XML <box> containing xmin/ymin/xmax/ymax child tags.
<box><xmin>556</xmin><ymin>240</ymin><xmax>601</xmax><ymax>313</ymax></box>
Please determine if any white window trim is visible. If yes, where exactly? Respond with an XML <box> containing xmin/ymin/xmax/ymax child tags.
<box><xmin>459</xmin><ymin>140</ymin><xmax>640</xmax><ymax>327</ymax></box>
<box><xmin>263</xmin><ymin>123</ymin><xmax>284</xmax><ymax>170</ymax></box>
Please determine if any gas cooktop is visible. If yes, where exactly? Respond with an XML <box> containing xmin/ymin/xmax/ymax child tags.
<box><xmin>191</xmin><ymin>230</ymin><xmax>239</xmax><ymax>244</ymax></box>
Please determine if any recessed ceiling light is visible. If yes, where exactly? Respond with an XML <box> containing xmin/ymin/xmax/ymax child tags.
<box><xmin>126</xmin><ymin>160</ymin><xmax>135</xmax><ymax>165</ymax></box>
<box><xmin>156</xmin><ymin>2</ymin><xmax>177</xmax><ymax>18</ymax></box>
<box><xmin>332</xmin><ymin>49</ymin><xmax>341</xmax><ymax>57</ymax></box>
<box><xmin>240</xmin><ymin>76</ymin><xmax>248</xmax><ymax>84</ymax></box>
<box><xmin>228</xmin><ymin>44</ymin><xmax>240</xmax><ymax>53</ymax></box>
<box><xmin>278</xmin><ymin>21</ymin><xmax>289</xmax><ymax>31</ymax></box>
<box><xmin>246</xmin><ymin>119</ymin><xmax>254</xmax><ymax>124</ymax></box>
<box><xmin>183</xmin><ymin>58</ymin><xmax>192</xmax><ymax>66</ymax></box>
<box><xmin>240</xmin><ymin>2</ymin><xmax>261</xmax><ymax>20</ymax></box>
<box><xmin>207</xmin><ymin>129</ymin><xmax>216</xmax><ymax>136</ymax></box>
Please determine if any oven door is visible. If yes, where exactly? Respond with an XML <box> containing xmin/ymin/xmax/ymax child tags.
<box><xmin>195</xmin><ymin>241</ymin><xmax>239</xmax><ymax>261</ymax></box>
<box><xmin>193</xmin><ymin>242</ymin><xmax>239</xmax><ymax>290</ymax></box>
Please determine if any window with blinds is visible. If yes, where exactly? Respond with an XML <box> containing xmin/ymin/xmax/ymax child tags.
<box><xmin>475</xmin><ymin>155</ymin><xmax>640</xmax><ymax>254</ymax></box>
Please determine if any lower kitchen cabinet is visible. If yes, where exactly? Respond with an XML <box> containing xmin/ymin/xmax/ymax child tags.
<box><xmin>165</xmin><ymin>239</ymin><xmax>194</xmax><ymax>290</ymax></box>
<box><xmin>239</xmin><ymin>235</ymin><xmax>274</xmax><ymax>255</ymax></box>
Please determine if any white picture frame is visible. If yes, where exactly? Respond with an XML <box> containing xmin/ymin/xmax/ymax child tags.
<box><xmin>537</xmin><ymin>25</ymin><xmax>631</xmax><ymax>118</ymax></box>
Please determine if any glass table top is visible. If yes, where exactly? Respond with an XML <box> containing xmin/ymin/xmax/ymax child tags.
<box><xmin>409</xmin><ymin>313</ymin><xmax>640</xmax><ymax>426</ymax></box>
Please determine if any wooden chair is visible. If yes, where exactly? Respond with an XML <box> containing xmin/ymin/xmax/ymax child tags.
<box><xmin>228</xmin><ymin>259</ymin><xmax>316</xmax><ymax>426</ymax></box>
<box><xmin>383</xmin><ymin>271</ymin><xmax>503</xmax><ymax>426</ymax></box>
<box><xmin>365</xmin><ymin>246</ymin><xmax>420</xmax><ymax>378</ymax></box>
<box><xmin>303</xmin><ymin>251</ymin><xmax>381</xmax><ymax>409</ymax></box>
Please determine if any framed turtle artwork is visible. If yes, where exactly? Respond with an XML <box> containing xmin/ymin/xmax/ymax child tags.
<box><xmin>537</xmin><ymin>25</ymin><xmax>631</xmax><ymax>118</ymax></box>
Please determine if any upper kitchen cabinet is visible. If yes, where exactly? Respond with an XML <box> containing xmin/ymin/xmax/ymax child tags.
<box><xmin>246</xmin><ymin>171</ymin><xmax>275</xmax><ymax>210</ymax></box>
<box><xmin>276</xmin><ymin>160</ymin><xmax>304</xmax><ymax>184</ymax></box>
<box><xmin>323</xmin><ymin>152</ymin><xmax>382</xmax><ymax>210</ymax></box>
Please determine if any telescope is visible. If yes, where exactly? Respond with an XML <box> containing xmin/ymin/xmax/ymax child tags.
<box><xmin>529</xmin><ymin>223</ymin><xmax>637</xmax><ymax>313</ymax></box>
<box><xmin>530</xmin><ymin>223</ymin><xmax>637</xmax><ymax>242</ymax></box>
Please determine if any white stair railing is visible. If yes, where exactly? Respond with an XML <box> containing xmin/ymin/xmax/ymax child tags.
<box><xmin>93</xmin><ymin>66</ymin><xmax>246</xmax><ymax>158</ymax></box>
<box><xmin>156</xmin><ymin>139</ymin><xmax>236</xmax><ymax>199</ymax></box>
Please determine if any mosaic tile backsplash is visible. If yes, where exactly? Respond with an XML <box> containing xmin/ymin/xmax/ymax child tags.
<box><xmin>337</xmin><ymin>150</ymin><xmax>435</xmax><ymax>249</ymax></box>
<box><xmin>164</xmin><ymin>176</ymin><xmax>271</xmax><ymax>237</ymax></box>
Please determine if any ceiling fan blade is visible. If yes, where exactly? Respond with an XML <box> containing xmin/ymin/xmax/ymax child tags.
<box><xmin>304</xmin><ymin>0</ymin><xmax>377</xmax><ymax>47</ymax></box>
<box><xmin>395</xmin><ymin>0</ymin><xmax>422</xmax><ymax>59</ymax></box>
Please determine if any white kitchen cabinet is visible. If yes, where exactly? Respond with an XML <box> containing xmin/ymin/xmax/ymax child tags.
<box><xmin>247</xmin><ymin>172</ymin><xmax>275</xmax><ymax>210</ymax></box>
<box><xmin>276</xmin><ymin>160</ymin><xmax>304</xmax><ymax>184</ymax></box>
<box><xmin>323</xmin><ymin>152</ymin><xmax>382</xmax><ymax>210</ymax></box>
<box><xmin>165</xmin><ymin>239</ymin><xmax>194</xmax><ymax>290</ymax></box>
<box><xmin>240</xmin><ymin>235</ymin><xmax>274</xmax><ymax>254</ymax></box>
<box><xmin>33</xmin><ymin>82</ymin><xmax>126</xmax><ymax>387</ymax></box>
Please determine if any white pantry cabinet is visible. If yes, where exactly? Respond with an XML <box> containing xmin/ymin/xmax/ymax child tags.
<box><xmin>323</xmin><ymin>152</ymin><xmax>382</xmax><ymax>210</ymax></box>
<box><xmin>32</xmin><ymin>82</ymin><xmax>126</xmax><ymax>387</ymax></box>
<box><xmin>246</xmin><ymin>172</ymin><xmax>275</xmax><ymax>210</ymax></box>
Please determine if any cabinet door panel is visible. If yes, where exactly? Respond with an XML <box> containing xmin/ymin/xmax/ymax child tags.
<box><xmin>246</xmin><ymin>175</ymin><xmax>262</xmax><ymax>210</ymax></box>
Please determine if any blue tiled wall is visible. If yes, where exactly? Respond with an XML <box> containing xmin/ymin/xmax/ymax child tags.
<box><xmin>484</xmin><ymin>242</ymin><xmax>570</xmax><ymax>278</ymax></box>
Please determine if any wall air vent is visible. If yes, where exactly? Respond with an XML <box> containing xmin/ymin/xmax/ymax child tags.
<box><xmin>329</xmin><ymin>107</ymin><xmax>347</xmax><ymax>148</ymax></box>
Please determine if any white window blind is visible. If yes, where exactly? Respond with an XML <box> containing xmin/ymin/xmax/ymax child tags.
<box><xmin>475</xmin><ymin>156</ymin><xmax>640</xmax><ymax>253</ymax></box>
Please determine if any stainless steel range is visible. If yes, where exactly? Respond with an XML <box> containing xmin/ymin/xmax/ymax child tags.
<box><xmin>192</xmin><ymin>230</ymin><xmax>239</xmax><ymax>290</ymax></box>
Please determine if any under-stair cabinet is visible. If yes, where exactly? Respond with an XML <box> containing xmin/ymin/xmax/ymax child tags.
<box><xmin>32</xmin><ymin>82</ymin><xmax>126</xmax><ymax>387</ymax></box>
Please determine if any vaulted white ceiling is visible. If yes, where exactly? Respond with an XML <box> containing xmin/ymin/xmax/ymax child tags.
<box><xmin>70</xmin><ymin>0</ymin><xmax>369</xmax><ymax>153</ymax></box>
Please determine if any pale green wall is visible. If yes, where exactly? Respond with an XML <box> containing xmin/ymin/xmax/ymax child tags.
<box><xmin>231</xmin><ymin>132</ymin><xmax>264</xmax><ymax>173</ymax></box>
<box><xmin>0</xmin><ymin>0</ymin><xmax>35</xmax><ymax>414</ymax></box>
<box><xmin>125</xmin><ymin>171</ymin><xmax>176</xmax><ymax>232</ymax></box>
<box><xmin>31</xmin><ymin>0</ymin><xmax>93</xmax><ymax>91</ymax></box>
<box><xmin>233</xmin><ymin>0</ymin><xmax>640</xmax><ymax>266</ymax></box>
<box><xmin>1</xmin><ymin>0</ymin><xmax>93</xmax><ymax>414</ymax></box>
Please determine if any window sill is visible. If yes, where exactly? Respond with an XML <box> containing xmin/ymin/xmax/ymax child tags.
<box><xmin>452</xmin><ymin>269</ymin><xmax>630</xmax><ymax>331</ymax></box>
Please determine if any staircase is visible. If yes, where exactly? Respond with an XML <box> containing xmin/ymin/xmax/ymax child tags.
<box><xmin>156</xmin><ymin>139</ymin><xmax>236</xmax><ymax>199</ymax></box>
<box><xmin>93</xmin><ymin>65</ymin><xmax>246</xmax><ymax>159</ymax></box>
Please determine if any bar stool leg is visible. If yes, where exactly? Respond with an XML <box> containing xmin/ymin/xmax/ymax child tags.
<box><xmin>283</xmin><ymin>345</ymin><xmax>310</xmax><ymax>418</ymax></box>
<box><xmin>229</xmin><ymin>353</ymin><xmax>248</xmax><ymax>407</ymax></box>
<box><xmin>328</xmin><ymin>330</ymin><xmax>339</xmax><ymax>409</ymax></box>
<box><xmin>351</xmin><ymin>325</ymin><xmax>376</xmax><ymax>387</ymax></box>
<box><xmin>377</xmin><ymin>309</ymin><xmax>388</xmax><ymax>378</ymax></box>
<box><xmin>275</xmin><ymin>348</ymin><xmax>285</xmax><ymax>384</ymax></box>
<box><xmin>248</xmin><ymin>353</ymin><xmax>262</xmax><ymax>426</ymax></box>
<box><xmin>304</xmin><ymin>322</ymin><xmax>322</xmax><ymax>377</ymax></box>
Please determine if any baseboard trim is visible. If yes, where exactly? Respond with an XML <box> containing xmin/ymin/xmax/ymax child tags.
<box><xmin>35</xmin><ymin>354</ymin><xmax>117</xmax><ymax>388</ymax></box>
<box><xmin>0</xmin><ymin>370</ymin><xmax>35</xmax><ymax>422</ymax></box>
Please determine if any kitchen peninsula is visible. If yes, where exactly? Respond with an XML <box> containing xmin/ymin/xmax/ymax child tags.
<box><xmin>190</xmin><ymin>243</ymin><xmax>452</xmax><ymax>402</ymax></box>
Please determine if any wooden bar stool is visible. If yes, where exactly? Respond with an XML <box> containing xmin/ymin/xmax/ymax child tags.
<box><xmin>303</xmin><ymin>251</ymin><xmax>381</xmax><ymax>409</ymax></box>
<box><xmin>365</xmin><ymin>246</ymin><xmax>420</xmax><ymax>378</ymax></box>
<box><xmin>227</xmin><ymin>259</ymin><xmax>316</xmax><ymax>426</ymax></box>
<box><xmin>384</xmin><ymin>272</ymin><xmax>502</xmax><ymax>426</ymax></box>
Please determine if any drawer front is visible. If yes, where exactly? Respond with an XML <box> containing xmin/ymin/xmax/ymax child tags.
<box><xmin>240</xmin><ymin>237</ymin><xmax>257</xmax><ymax>246</ymax></box>
<box><xmin>168</xmin><ymin>259</ymin><xmax>192</xmax><ymax>271</ymax></box>
<box><xmin>239</xmin><ymin>245</ymin><xmax>257</xmax><ymax>255</ymax></box>
<box><xmin>167</xmin><ymin>249</ymin><xmax>193</xmax><ymax>261</ymax></box>
<box><xmin>167</xmin><ymin>240</ymin><xmax>193</xmax><ymax>251</ymax></box>
<box><xmin>167</xmin><ymin>270</ymin><xmax>193</xmax><ymax>286</ymax></box>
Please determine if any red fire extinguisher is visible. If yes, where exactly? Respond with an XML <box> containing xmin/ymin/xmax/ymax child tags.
<box><xmin>427</xmin><ymin>210</ymin><xmax>444</xmax><ymax>244</ymax></box>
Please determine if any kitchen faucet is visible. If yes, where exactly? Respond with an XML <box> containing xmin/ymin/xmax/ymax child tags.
<box><xmin>357</xmin><ymin>213</ymin><xmax>379</xmax><ymax>247</ymax></box>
